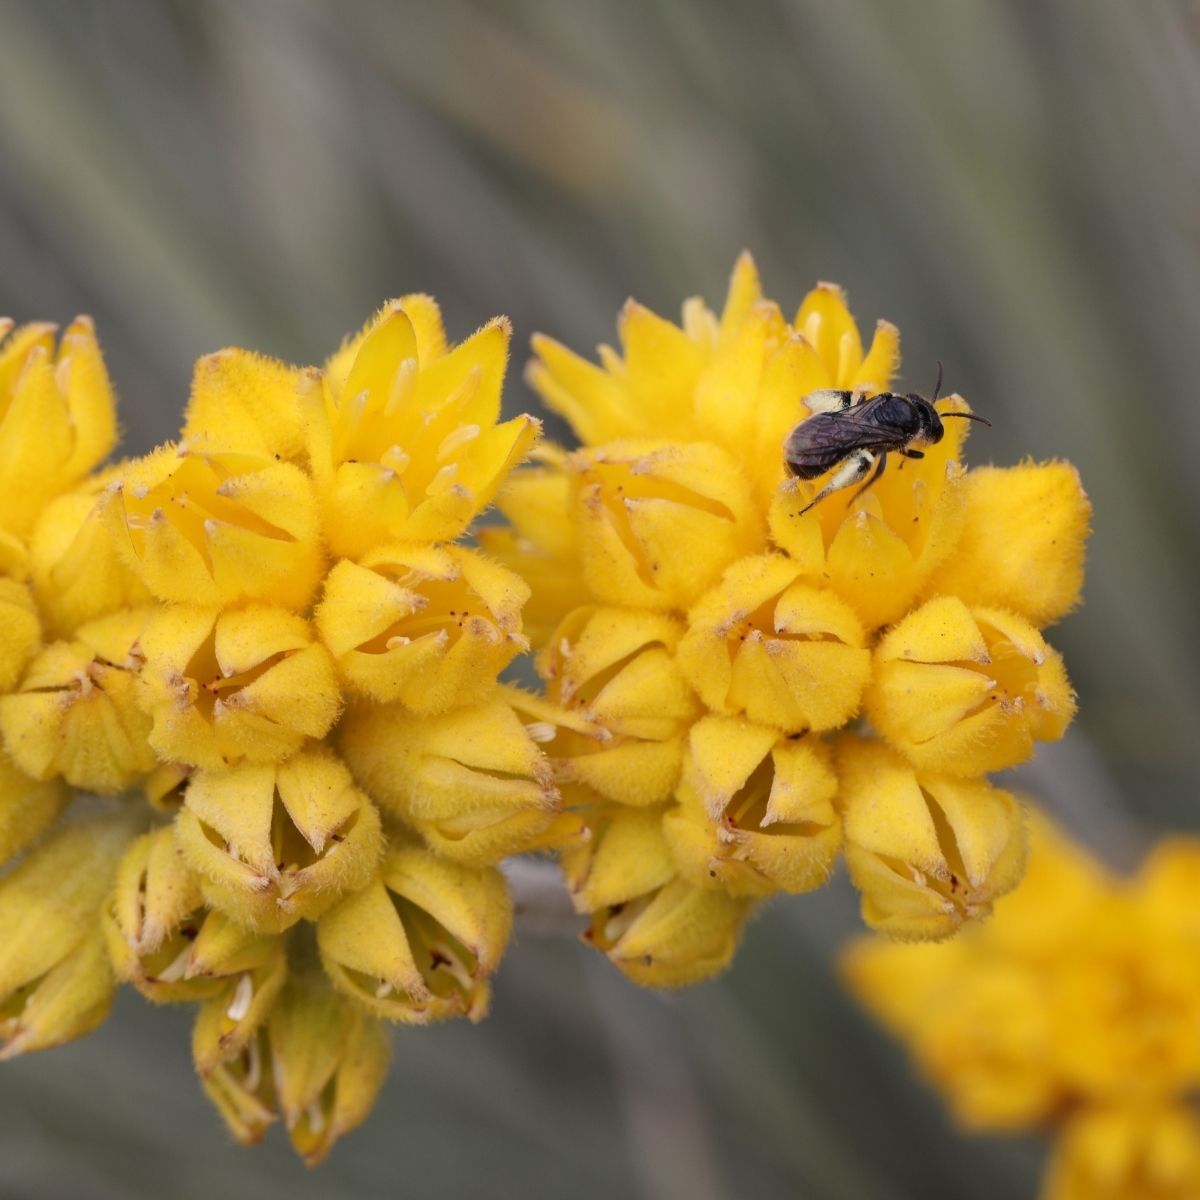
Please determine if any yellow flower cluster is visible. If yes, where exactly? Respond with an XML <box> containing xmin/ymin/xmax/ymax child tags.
<box><xmin>484</xmin><ymin>253</ymin><xmax>1090</xmax><ymax>982</ymax></box>
<box><xmin>0</xmin><ymin>254</ymin><xmax>1091</xmax><ymax>1163</ymax></box>
<box><xmin>0</xmin><ymin>302</ymin><xmax>550</xmax><ymax>1163</ymax></box>
<box><xmin>843</xmin><ymin>814</ymin><xmax>1200</xmax><ymax>1200</ymax></box>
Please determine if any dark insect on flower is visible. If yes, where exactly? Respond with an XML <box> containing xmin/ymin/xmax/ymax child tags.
<box><xmin>784</xmin><ymin>363</ymin><xmax>991</xmax><ymax>515</ymax></box>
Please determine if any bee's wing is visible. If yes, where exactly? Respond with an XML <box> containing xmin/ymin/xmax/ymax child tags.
<box><xmin>791</xmin><ymin>409</ymin><xmax>912</xmax><ymax>454</ymax></box>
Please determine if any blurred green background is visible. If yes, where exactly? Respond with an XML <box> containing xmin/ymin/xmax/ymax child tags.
<box><xmin>1</xmin><ymin>1</ymin><xmax>1197</xmax><ymax>1196</ymax></box>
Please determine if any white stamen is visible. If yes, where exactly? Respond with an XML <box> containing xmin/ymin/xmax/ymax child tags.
<box><xmin>155</xmin><ymin>943</ymin><xmax>193</xmax><ymax>983</ymax></box>
<box><xmin>524</xmin><ymin>721</ymin><xmax>556</xmax><ymax>744</ymax></box>
<box><xmin>226</xmin><ymin>973</ymin><xmax>254</xmax><ymax>1022</ymax></box>
<box><xmin>375</xmin><ymin>979</ymin><xmax>394</xmax><ymax>999</ymax></box>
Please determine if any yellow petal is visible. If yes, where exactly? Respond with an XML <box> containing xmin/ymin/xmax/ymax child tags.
<box><xmin>924</xmin><ymin>460</ymin><xmax>1091</xmax><ymax>627</ymax></box>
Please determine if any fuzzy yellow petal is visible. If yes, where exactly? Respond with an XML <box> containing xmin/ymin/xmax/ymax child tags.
<box><xmin>183</xmin><ymin>348</ymin><xmax>310</xmax><ymax>461</ymax></box>
<box><xmin>338</xmin><ymin>693</ymin><xmax>560</xmax><ymax>866</ymax></box>
<box><xmin>0</xmin><ymin>577</ymin><xmax>40</xmax><ymax>692</ymax></box>
<box><xmin>924</xmin><ymin>460</ymin><xmax>1091</xmax><ymax>628</ymax></box>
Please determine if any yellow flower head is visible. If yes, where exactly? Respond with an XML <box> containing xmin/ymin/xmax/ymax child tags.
<box><xmin>498</xmin><ymin>252</ymin><xmax>1088</xmax><ymax>968</ymax></box>
<box><xmin>0</xmin><ymin>296</ymin><xmax>543</xmax><ymax>1165</ymax></box>
<box><xmin>309</xmin><ymin>297</ymin><xmax>538</xmax><ymax>557</ymax></box>
<box><xmin>843</xmin><ymin>813</ymin><xmax>1200</xmax><ymax>1198</ymax></box>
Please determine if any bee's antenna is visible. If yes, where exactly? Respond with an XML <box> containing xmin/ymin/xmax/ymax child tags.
<box><xmin>942</xmin><ymin>411</ymin><xmax>992</xmax><ymax>426</ymax></box>
<box><xmin>933</xmin><ymin>360</ymin><xmax>944</xmax><ymax>402</ymax></box>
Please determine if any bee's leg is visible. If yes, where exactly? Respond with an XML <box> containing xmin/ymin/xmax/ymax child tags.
<box><xmin>900</xmin><ymin>448</ymin><xmax>924</xmax><ymax>459</ymax></box>
<box><xmin>850</xmin><ymin>451</ymin><xmax>888</xmax><ymax>503</ymax></box>
<box><xmin>802</xmin><ymin>389</ymin><xmax>857</xmax><ymax>415</ymax></box>
<box><xmin>798</xmin><ymin>451</ymin><xmax>877</xmax><ymax>515</ymax></box>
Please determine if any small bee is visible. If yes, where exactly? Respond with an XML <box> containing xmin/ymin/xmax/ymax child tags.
<box><xmin>784</xmin><ymin>363</ymin><xmax>990</xmax><ymax>515</ymax></box>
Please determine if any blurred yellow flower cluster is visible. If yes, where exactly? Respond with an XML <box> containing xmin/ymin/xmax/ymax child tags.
<box><xmin>843</xmin><ymin>814</ymin><xmax>1200</xmax><ymax>1200</ymax></box>
<box><xmin>485</xmin><ymin>253</ymin><xmax>1090</xmax><ymax>983</ymax></box>
<box><xmin>0</xmin><ymin>302</ymin><xmax>545</xmax><ymax>1163</ymax></box>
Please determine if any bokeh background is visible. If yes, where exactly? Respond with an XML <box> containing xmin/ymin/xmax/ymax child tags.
<box><xmin>1</xmin><ymin>1</ymin><xmax>1198</xmax><ymax>1196</ymax></box>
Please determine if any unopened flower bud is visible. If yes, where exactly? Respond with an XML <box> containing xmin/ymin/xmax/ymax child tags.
<box><xmin>29</xmin><ymin>470</ymin><xmax>151</xmax><ymax>636</ymax></box>
<box><xmin>136</xmin><ymin>604</ymin><xmax>341</xmax><ymax>770</ymax></box>
<box><xmin>584</xmin><ymin>875</ymin><xmax>752</xmax><ymax>989</ymax></box>
<box><xmin>534</xmin><ymin>606</ymin><xmax>700</xmax><ymax>806</ymax></box>
<box><xmin>0</xmin><ymin>610</ymin><xmax>156</xmax><ymax>793</ymax></box>
<box><xmin>0</xmin><ymin>814</ymin><xmax>135</xmax><ymax>1056</ymax></box>
<box><xmin>101</xmin><ymin>443</ymin><xmax>323</xmax><ymax>610</ymax></box>
<box><xmin>568</xmin><ymin>439</ymin><xmax>763</xmax><ymax>612</ymax></box>
<box><xmin>267</xmin><ymin>968</ymin><xmax>391</xmax><ymax>1166</ymax></box>
<box><xmin>192</xmin><ymin>940</ymin><xmax>288</xmax><ymax>1076</ymax></box>
<box><xmin>317</xmin><ymin>841</ymin><xmax>512</xmax><ymax>1024</ymax></box>
<box><xmin>837</xmin><ymin>737</ymin><xmax>1027</xmax><ymax>939</ymax></box>
<box><xmin>316</xmin><ymin>543</ymin><xmax>528</xmax><ymax>712</ymax></box>
<box><xmin>0</xmin><ymin>317</ymin><xmax>118</xmax><ymax>540</ymax></box>
<box><xmin>199</xmin><ymin>1027</ymin><xmax>276</xmax><ymax>1145</ymax></box>
<box><xmin>865</xmin><ymin>597</ymin><xmax>1076</xmax><ymax>776</ymax></box>
<box><xmin>664</xmin><ymin>716</ymin><xmax>841</xmax><ymax>897</ymax></box>
<box><xmin>339</xmin><ymin>692</ymin><xmax>560</xmax><ymax>865</ymax></box>
<box><xmin>176</xmin><ymin>750</ymin><xmax>382</xmax><ymax>932</ymax></box>
<box><xmin>103</xmin><ymin>825</ymin><xmax>217</xmax><ymax>1003</ymax></box>
<box><xmin>678</xmin><ymin>554</ymin><xmax>870</xmax><ymax>733</ymax></box>
<box><xmin>560</xmin><ymin>804</ymin><xmax>677</xmax><ymax>915</ymax></box>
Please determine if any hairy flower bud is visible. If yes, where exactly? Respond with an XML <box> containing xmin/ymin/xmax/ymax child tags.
<box><xmin>339</xmin><ymin>692</ymin><xmax>560</xmax><ymax>865</ymax></box>
<box><xmin>267</xmin><ymin>969</ymin><xmax>391</xmax><ymax>1166</ymax></box>
<box><xmin>678</xmin><ymin>554</ymin><xmax>870</xmax><ymax>733</ymax></box>
<box><xmin>0</xmin><ymin>317</ymin><xmax>117</xmax><ymax>540</ymax></box>
<box><xmin>561</xmin><ymin>804</ymin><xmax>678</xmax><ymax>915</ymax></box>
<box><xmin>316</xmin><ymin>543</ymin><xmax>528</xmax><ymax>712</ymax></box>
<box><xmin>0</xmin><ymin>610</ymin><xmax>156</xmax><ymax>793</ymax></box>
<box><xmin>317</xmin><ymin>841</ymin><xmax>512</xmax><ymax>1024</ymax></box>
<box><xmin>838</xmin><ymin>737</ymin><xmax>1027</xmax><ymax>939</ymax></box>
<box><xmin>192</xmin><ymin>940</ymin><xmax>288</xmax><ymax>1076</ymax></box>
<box><xmin>136</xmin><ymin>604</ymin><xmax>340</xmax><ymax>770</ymax></box>
<box><xmin>584</xmin><ymin>875</ymin><xmax>752</xmax><ymax>989</ymax></box>
<box><xmin>176</xmin><ymin>751</ymin><xmax>382</xmax><ymax>932</ymax></box>
<box><xmin>0</xmin><ymin>814</ymin><xmax>135</xmax><ymax>1056</ymax></box>
<box><xmin>103</xmin><ymin>825</ymin><xmax>216</xmax><ymax>1003</ymax></box>
<box><xmin>533</xmin><ymin>606</ymin><xmax>700</xmax><ymax>806</ymax></box>
<box><xmin>664</xmin><ymin>716</ymin><xmax>841</xmax><ymax>897</ymax></box>
<box><xmin>865</xmin><ymin>597</ymin><xmax>1076</xmax><ymax>776</ymax></box>
<box><xmin>199</xmin><ymin>1027</ymin><xmax>276</xmax><ymax>1145</ymax></box>
<box><xmin>29</xmin><ymin>470</ymin><xmax>152</xmax><ymax>636</ymax></box>
<box><xmin>102</xmin><ymin>444</ymin><xmax>323</xmax><ymax>610</ymax></box>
